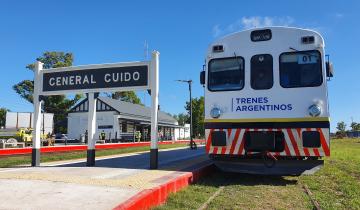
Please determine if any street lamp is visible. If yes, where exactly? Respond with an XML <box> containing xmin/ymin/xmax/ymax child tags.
<box><xmin>175</xmin><ymin>79</ymin><xmax>197</xmax><ymax>150</ymax></box>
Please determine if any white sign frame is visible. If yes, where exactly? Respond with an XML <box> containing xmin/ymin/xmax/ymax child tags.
<box><xmin>32</xmin><ymin>51</ymin><xmax>159</xmax><ymax>169</ymax></box>
<box><xmin>39</xmin><ymin>61</ymin><xmax>151</xmax><ymax>96</ymax></box>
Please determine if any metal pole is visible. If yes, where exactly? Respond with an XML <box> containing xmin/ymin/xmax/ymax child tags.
<box><xmin>150</xmin><ymin>51</ymin><xmax>159</xmax><ymax>169</ymax></box>
<box><xmin>175</xmin><ymin>79</ymin><xmax>197</xmax><ymax>149</ymax></box>
<box><xmin>189</xmin><ymin>81</ymin><xmax>194</xmax><ymax>148</ymax></box>
<box><xmin>86</xmin><ymin>92</ymin><xmax>97</xmax><ymax>166</ymax></box>
<box><xmin>42</xmin><ymin>112</ymin><xmax>45</xmax><ymax>136</ymax></box>
<box><xmin>32</xmin><ymin>61</ymin><xmax>43</xmax><ymax>166</ymax></box>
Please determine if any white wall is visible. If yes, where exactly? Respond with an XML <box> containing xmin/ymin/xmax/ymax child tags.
<box><xmin>5</xmin><ymin>112</ymin><xmax>54</xmax><ymax>134</ymax></box>
<box><xmin>174</xmin><ymin>124</ymin><xmax>191</xmax><ymax>140</ymax></box>
<box><xmin>67</xmin><ymin>111</ymin><xmax>119</xmax><ymax>140</ymax></box>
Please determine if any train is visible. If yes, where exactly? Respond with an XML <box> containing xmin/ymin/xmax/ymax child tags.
<box><xmin>200</xmin><ymin>27</ymin><xmax>334</xmax><ymax>175</ymax></box>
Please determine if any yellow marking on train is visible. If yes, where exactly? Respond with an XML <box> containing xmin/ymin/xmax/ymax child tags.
<box><xmin>204</xmin><ymin>117</ymin><xmax>330</xmax><ymax>123</ymax></box>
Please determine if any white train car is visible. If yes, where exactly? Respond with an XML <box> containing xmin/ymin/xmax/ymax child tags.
<box><xmin>200</xmin><ymin>27</ymin><xmax>334</xmax><ymax>175</ymax></box>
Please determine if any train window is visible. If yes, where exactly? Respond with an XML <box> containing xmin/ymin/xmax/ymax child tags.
<box><xmin>280</xmin><ymin>50</ymin><xmax>322</xmax><ymax>88</ymax></box>
<box><xmin>251</xmin><ymin>54</ymin><xmax>273</xmax><ymax>90</ymax></box>
<box><xmin>208</xmin><ymin>57</ymin><xmax>245</xmax><ymax>91</ymax></box>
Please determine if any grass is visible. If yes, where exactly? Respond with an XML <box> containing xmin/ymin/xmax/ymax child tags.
<box><xmin>0</xmin><ymin>143</ymin><xmax>189</xmax><ymax>168</ymax></box>
<box><xmin>300</xmin><ymin>138</ymin><xmax>360</xmax><ymax>209</ymax></box>
<box><xmin>154</xmin><ymin>138</ymin><xmax>360</xmax><ymax>210</ymax></box>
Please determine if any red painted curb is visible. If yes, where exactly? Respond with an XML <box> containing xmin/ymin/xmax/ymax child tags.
<box><xmin>113</xmin><ymin>162</ymin><xmax>215</xmax><ymax>210</ymax></box>
<box><xmin>0</xmin><ymin>139</ymin><xmax>205</xmax><ymax>156</ymax></box>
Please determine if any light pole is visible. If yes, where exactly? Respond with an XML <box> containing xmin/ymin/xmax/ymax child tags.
<box><xmin>176</xmin><ymin>80</ymin><xmax>197</xmax><ymax>149</ymax></box>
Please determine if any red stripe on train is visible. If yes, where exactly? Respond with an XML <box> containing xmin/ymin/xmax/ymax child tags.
<box><xmin>237</xmin><ymin>128</ymin><xmax>248</xmax><ymax>155</ymax></box>
<box><xmin>313</xmin><ymin>148</ymin><xmax>320</xmax><ymax>156</ymax></box>
<box><xmin>317</xmin><ymin>128</ymin><xmax>330</xmax><ymax>156</ymax></box>
<box><xmin>229</xmin><ymin>129</ymin><xmax>241</xmax><ymax>154</ymax></box>
<box><xmin>284</xmin><ymin>142</ymin><xmax>291</xmax><ymax>156</ymax></box>
<box><xmin>286</xmin><ymin>128</ymin><xmax>301</xmax><ymax>156</ymax></box>
<box><xmin>206</xmin><ymin>129</ymin><xmax>214</xmax><ymax>153</ymax></box>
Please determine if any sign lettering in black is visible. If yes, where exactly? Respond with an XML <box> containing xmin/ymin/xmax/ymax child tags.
<box><xmin>251</xmin><ymin>29</ymin><xmax>272</xmax><ymax>42</ymax></box>
<box><xmin>42</xmin><ymin>65</ymin><xmax>148</xmax><ymax>92</ymax></box>
<box><xmin>98</xmin><ymin>125</ymin><xmax>113</xmax><ymax>129</ymax></box>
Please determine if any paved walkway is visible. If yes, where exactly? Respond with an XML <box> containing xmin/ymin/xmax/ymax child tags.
<box><xmin>0</xmin><ymin>147</ymin><xmax>208</xmax><ymax>210</ymax></box>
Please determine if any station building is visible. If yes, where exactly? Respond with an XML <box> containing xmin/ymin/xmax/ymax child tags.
<box><xmin>67</xmin><ymin>97</ymin><xmax>179</xmax><ymax>142</ymax></box>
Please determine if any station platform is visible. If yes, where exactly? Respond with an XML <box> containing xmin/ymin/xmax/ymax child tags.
<box><xmin>0</xmin><ymin>146</ymin><xmax>212</xmax><ymax>210</ymax></box>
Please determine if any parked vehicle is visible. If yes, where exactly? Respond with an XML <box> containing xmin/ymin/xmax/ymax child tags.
<box><xmin>200</xmin><ymin>27</ymin><xmax>334</xmax><ymax>175</ymax></box>
<box><xmin>53</xmin><ymin>133</ymin><xmax>69</xmax><ymax>143</ymax></box>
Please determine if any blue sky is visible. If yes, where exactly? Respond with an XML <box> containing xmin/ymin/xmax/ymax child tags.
<box><xmin>0</xmin><ymin>0</ymin><xmax>359</xmax><ymax>131</ymax></box>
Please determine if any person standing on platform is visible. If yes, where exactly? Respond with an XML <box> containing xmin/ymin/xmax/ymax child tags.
<box><xmin>100</xmin><ymin>130</ymin><xmax>106</xmax><ymax>141</ymax></box>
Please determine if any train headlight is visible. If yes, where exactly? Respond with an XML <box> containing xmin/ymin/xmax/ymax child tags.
<box><xmin>210</xmin><ymin>107</ymin><xmax>221</xmax><ymax>118</ymax></box>
<box><xmin>308</xmin><ymin>104</ymin><xmax>321</xmax><ymax>117</ymax></box>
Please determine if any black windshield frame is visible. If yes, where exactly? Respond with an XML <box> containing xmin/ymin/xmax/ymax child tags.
<box><xmin>251</xmin><ymin>54</ymin><xmax>273</xmax><ymax>90</ymax></box>
<box><xmin>279</xmin><ymin>50</ymin><xmax>323</xmax><ymax>88</ymax></box>
<box><xmin>208</xmin><ymin>56</ymin><xmax>245</xmax><ymax>92</ymax></box>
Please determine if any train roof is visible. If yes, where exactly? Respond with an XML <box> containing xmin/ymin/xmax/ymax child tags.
<box><xmin>207</xmin><ymin>26</ymin><xmax>325</xmax><ymax>56</ymax></box>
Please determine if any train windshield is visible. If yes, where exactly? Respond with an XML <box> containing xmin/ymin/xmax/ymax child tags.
<box><xmin>280</xmin><ymin>50</ymin><xmax>322</xmax><ymax>88</ymax></box>
<box><xmin>208</xmin><ymin>57</ymin><xmax>245</xmax><ymax>91</ymax></box>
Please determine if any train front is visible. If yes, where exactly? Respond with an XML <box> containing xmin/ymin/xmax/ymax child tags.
<box><xmin>201</xmin><ymin>27</ymin><xmax>333</xmax><ymax>175</ymax></box>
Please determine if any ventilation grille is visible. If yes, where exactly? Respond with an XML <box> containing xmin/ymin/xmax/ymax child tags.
<box><xmin>301</xmin><ymin>36</ymin><xmax>315</xmax><ymax>44</ymax></box>
<box><xmin>212</xmin><ymin>45</ymin><xmax>224</xmax><ymax>53</ymax></box>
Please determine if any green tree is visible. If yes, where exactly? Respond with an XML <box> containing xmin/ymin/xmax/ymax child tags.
<box><xmin>173</xmin><ymin>113</ymin><xmax>189</xmax><ymax>126</ymax></box>
<box><xmin>0</xmin><ymin>108</ymin><xmax>10</xmax><ymax>128</ymax></box>
<box><xmin>350</xmin><ymin>122</ymin><xmax>360</xmax><ymax>131</ymax></box>
<box><xmin>108</xmin><ymin>91</ymin><xmax>142</xmax><ymax>105</ymax></box>
<box><xmin>335</xmin><ymin>121</ymin><xmax>347</xmax><ymax>138</ymax></box>
<box><xmin>336</xmin><ymin>121</ymin><xmax>347</xmax><ymax>133</ymax></box>
<box><xmin>13</xmin><ymin>51</ymin><xmax>82</xmax><ymax>133</ymax></box>
<box><xmin>185</xmin><ymin>96</ymin><xmax>205</xmax><ymax>138</ymax></box>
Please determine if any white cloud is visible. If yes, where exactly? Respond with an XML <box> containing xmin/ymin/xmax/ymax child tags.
<box><xmin>212</xmin><ymin>16</ymin><xmax>295</xmax><ymax>37</ymax></box>
<box><xmin>335</xmin><ymin>13</ymin><xmax>344</xmax><ymax>18</ymax></box>
<box><xmin>241</xmin><ymin>16</ymin><xmax>294</xmax><ymax>29</ymax></box>
<box><xmin>212</xmin><ymin>24</ymin><xmax>222</xmax><ymax>38</ymax></box>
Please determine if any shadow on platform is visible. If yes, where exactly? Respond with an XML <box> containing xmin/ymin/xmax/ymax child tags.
<box><xmin>51</xmin><ymin>147</ymin><xmax>209</xmax><ymax>172</ymax></box>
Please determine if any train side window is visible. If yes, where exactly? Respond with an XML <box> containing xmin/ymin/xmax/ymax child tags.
<box><xmin>280</xmin><ymin>50</ymin><xmax>322</xmax><ymax>88</ymax></box>
<box><xmin>208</xmin><ymin>57</ymin><xmax>245</xmax><ymax>91</ymax></box>
<box><xmin>251</xmin><ymin>54</ymin><xmax>273</xmax><ymax>90</ymax></box>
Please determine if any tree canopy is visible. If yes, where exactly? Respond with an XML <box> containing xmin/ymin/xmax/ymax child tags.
<box><xmin>12</xmin><ymin>51</ymin><xmax>82</xmax><ymax>133</ymax></box>
<box><xmin>185</xmin><ymin>96</ymin><xmax>205</xmax><ymax>138</ymax></box>
<box><xmin>350</xmin><ymin>122</ymin><xmax>360</xmax><ymax>131</ymax></box>
<box><xmin>174</xmin><ymin>97</ymin><xmax>205</xmax><ymax>138</ymax></box>
<box><xmin>0</xmin><ymin>108</ymin><xmax>9</xmax><ymax>128</ymax></box>
<box><xmin>108</xmin><ymin>91</ymin><xmax>142</xmax><ymax>105</ymax></box>
<box><xmin>336</xmin><ymin>121</ymin><xmax>347</xmax><ymax>133</ymax></box>
<box><xmin>173</xmin><ymin>113</ymin><xmax>189</xmax><ymax>126</ymax></box>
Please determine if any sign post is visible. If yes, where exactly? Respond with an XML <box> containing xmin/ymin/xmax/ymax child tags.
<box><xmin>86</xmin><ymin>92</ymin><xmax>97</xmax><ymax>166</ymax></box>
<box><xmin>32</xmin><ymin>61</ymin><xmax>43</xmax><ymax>166</ymax></box>
<box><xmin>32</xmin><ymin>51</ymin><xmax>160</xmax><ymax>169</ymax></box>
<box><xmin>150</xmin><ymin>51</ymin><xmax>159</xmax><ymax>169</ymax></box>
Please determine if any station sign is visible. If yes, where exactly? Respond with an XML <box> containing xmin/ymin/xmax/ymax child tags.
<box><xmin>32</xmin><ymin>51</ymin><xmax>160</xmax><ymax>168</ymax></box>
<box><xmin>40</xmin><ymin>62</ymin><xmax>150</xmax><ymax>95</ymax></box>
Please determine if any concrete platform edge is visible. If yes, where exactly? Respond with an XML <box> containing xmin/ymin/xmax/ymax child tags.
<box><xmin>113</xmin><ymin>162</ymin><xmax>216</xmax><ymax>210</ymax></box>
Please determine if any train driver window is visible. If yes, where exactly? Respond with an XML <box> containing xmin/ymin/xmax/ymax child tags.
<box><xmin>280</xmin><ymin>50</ymin><xmax>322</xmax><ymax>88</ymax></box>
<box><xmin>208</xmin><ymin>57</ymin><xmax>245</xmax><ymax>91</ymax></box>
<box><xmin>251</xmin><ymin>54</ymin><xmax>273</xmax><ymax>90</ymax></box>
